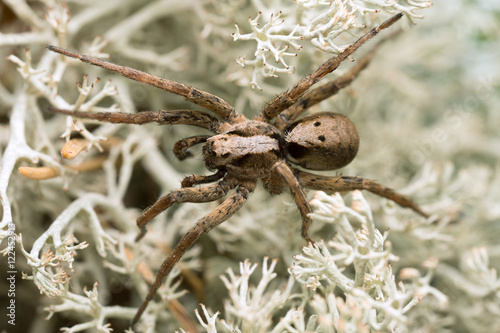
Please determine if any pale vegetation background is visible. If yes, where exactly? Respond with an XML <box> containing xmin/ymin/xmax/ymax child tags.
<box><xmin>0</xmin><ymin>0</ymin><xmax>499</xmax><ymax>332</ymax></box>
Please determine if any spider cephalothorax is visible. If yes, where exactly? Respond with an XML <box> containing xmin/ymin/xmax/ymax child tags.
<box><xmin>48</xmin><ymin>13</ymin><xmax>428</xmax><ymax>325</ymax></box>
<box><xmin>203</xmin><ymin>121</ymin><xmax>284</xmax><ymax>177</ymax></box>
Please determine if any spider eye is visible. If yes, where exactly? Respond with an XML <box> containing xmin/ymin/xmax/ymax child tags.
<box><xmin>221</xmin><ymin>153</ymin><xmax>230</xmax><ymax>158</ymax></box>
<box><xmin>284</xmin><ymin>112</ymin><xmax>359</xmax><ymax>171</ymax></box>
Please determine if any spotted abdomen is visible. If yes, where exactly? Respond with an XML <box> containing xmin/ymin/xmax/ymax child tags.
<box><xmin>283</xmin><ymin>112</ymin><xmax>359</xmax><ymax>170</ymax></box>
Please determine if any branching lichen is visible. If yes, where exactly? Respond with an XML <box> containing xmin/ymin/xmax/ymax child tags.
<box><xmin>232</xmin><ymin>0</ymin><xmax>431</xmax><ymax>88</ymax></box>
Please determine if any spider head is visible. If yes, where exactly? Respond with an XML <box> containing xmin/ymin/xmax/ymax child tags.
<box><xmin>202</xmin><ymin>134</ymin><xmax>236</xmax><ymax>170</ymax></box>
<box><xmin>283</xmin><ymin>112</ymin><xmax>359</xmax><ymax>171</ymax></box>
<box><xmin>202</xmin><ymin>121</ymin><xmax>283</xmax><ymax>178</ymax></box>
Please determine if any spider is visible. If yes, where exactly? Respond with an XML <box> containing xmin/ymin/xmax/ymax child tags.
<box><xmin>48</xmin><ymin>13</ymin><xmax>427</xmax><ymax>325</ymax></box>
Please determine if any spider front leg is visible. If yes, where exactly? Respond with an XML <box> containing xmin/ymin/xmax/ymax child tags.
<box><xmin>256</xmin><ymin>13</ymin><xmax>403</xmax><ymax>123</ymax></box>
<box><xmin>47</xmin><ymin>45</ymin><xmax>246</xmax><ymax>123</ymax></box>
<box><xmin>294</xmin><ymin>169</ymin><xmax>429</xmax><ymax>218</ymax></box>
<box><xmin>135</xmin><ymin>176</ymin><xmax>237</xmax><ymax>241</ymax></box>
<box><xmin>132</xmin><ymin>181</ymin><xmax>255</xmax><ymax>325</ymax></box>
<box><xmin>51</xmin><ymin>108</ymin><xmax>229</xmax><ymax>133</ymax></box>
<box><xmin>275</xmin><ymin>39</ymin><xmax>383</xmax><ymax>130</ymax></box>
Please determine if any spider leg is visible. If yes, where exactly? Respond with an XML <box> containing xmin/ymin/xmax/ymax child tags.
<box><xmin>181</xmin><ymin>169</ymin><xmax>226</xmax><ymax>188</ymax></box>
<box><xmin>173</xmin><ymin>135</ymin><xmax>211</xmax><ymax>160</ymax></box>
<box><xmin>271</xmin><ymin>161</ymin><xmax>314</xmax><ymax>243</ymax></box>
<box><xmin>274</xmin><ymin>37</ymin><xmax>384</xmax><ymax>130</ymax></box>
<box><xmin>294</xmin><ymin>169</ymin><xmax>429</xmax><ymax>218</ymax></box>
<box><xmin>135</xmin><ymin>177</ymin><xmax>238</xmax><ymax>241</ymax></box>
<box><xmin>47</xmin><ymin>45</ymin><xmax>246</xmax><ymax>124</ymax></box>
<box><xmin>50</xmin><ymin>108</ymin><xmax>228</xmax><ymax>133</ymax></box>
<box><xmin>132</xmin><ymin>181</ymin><xmax>255</xmax><ymax>325</ymax></box>
<box><xmin>256</xmin><ymin>13</ymin><xmax>403</xmax><ymax>123</ymax></box>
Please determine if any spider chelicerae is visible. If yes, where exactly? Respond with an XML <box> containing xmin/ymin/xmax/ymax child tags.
<box><xmin>48</xmin><ymin>13</ymin><xmax>428</xmax><ymax>325</ymax></box>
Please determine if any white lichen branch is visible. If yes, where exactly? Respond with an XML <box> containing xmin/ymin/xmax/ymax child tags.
<box><xmin>45</xmin><ymin>283</ymin><xmax>137</xmax><ymax>333</ymax></box>
<box><xmin>290</xmin><ymin>191</ymin><xmax>446</xmax><ymax>332</ymax></box>
<box><xmin>232</xmin><ymin>0</ymin><xmax>432</xmax><ymax>88</ymax></box>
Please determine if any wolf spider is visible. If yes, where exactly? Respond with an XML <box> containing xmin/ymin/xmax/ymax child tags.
<box><xmin>48</xmin><ymin>13</ymin><xmax>427</xmax><ymax>325</ymax></box>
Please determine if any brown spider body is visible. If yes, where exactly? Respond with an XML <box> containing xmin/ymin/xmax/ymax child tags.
<box><xmin>47</xmin><ymin>13</ymin><xmax>429</xmax><ymax>326</ymax></box>
<box><xmin>203</xmin><ymin>120</ymin><xmax>283</xmax><ymax>179</ymax></box>
<box><xmin>284</xmin><ymin>112</ymin><xmax>359</xmax><ymax>170</ymax></box>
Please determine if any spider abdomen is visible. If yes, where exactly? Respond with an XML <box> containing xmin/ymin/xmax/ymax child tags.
<box><xmin>203</xmin><ymin>121</ymin><xmax>284</xmax><ymax>179</ymax></box>
<box><xmin>283</xmin><ymin>112</ymin><xmax>359</xmax><ymax>171</ymax></box>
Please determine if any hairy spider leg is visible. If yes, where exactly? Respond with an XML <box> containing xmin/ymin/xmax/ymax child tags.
<box><xmin>294</xmin><ymin>170</ymin><xmax>429</xmax><ymax>218</ymax></box>
<box><xmin>256</xmin><ymin>13</ymin><xmax>403</xmax><ymax>123</ymax></box>
<box><xmin>271</xmin><ymin>161</ymin><xmax>314</xmax><ymax>243</ymax></box>
<box><xmin>46</xmin><ymin>45</ymin><xmax>246</xmax><ymax>124</ymax></box>
<box><xmin>275</xmin><ymin>40</ymin><xmax>381</xmax><ymax>130</ymax></box>
<box><xmin>132</xmin><ymin>182</ymin><xmax>255</xmax><ymax>325</ymax></box>
<box><xmin>135</xmin><ymin>177</ymin><xmax>238</xmax><ymax>241</ymax></box>
<box><xmin>50</xmin><ymin>108</ymin><xmax>228</xmax><ymax>133</ymax></box>
<box><xmin>173</xmin><ymin>135</ymin><xmax>211</xmax><ymax>160</ymax></box>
